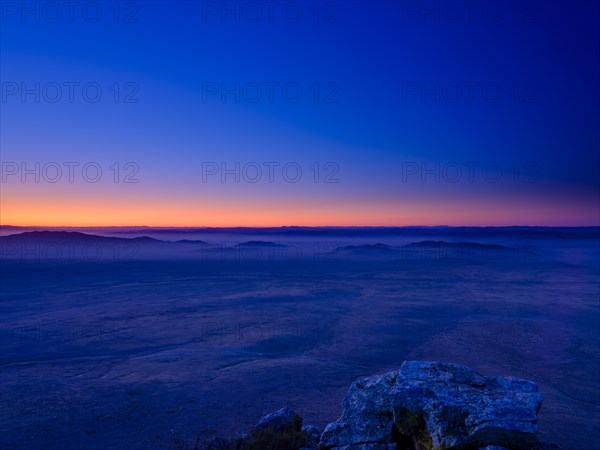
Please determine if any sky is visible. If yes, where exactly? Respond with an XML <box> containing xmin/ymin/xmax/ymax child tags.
<box><xmin>1</xmin><ymin>0</ymin><xmax>599</xmax><ymax>226</ymax></box>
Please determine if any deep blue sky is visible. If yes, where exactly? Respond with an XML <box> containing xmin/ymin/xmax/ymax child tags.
<box><xmin>1</xmin><ymin>0</ymin><xmax>598</xmax><ymax>225</ymax></box>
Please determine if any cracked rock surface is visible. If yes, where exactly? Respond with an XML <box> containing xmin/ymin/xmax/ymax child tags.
<box><xmin>320</xmin><ymin>361</ymin><xmax>544</xmax><ymax>450</ymax></box>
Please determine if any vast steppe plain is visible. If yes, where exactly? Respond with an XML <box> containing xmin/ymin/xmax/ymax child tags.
<box><xmin>0</xmin><ymin>227</ymin><xmax>598</xmax><ymax>449</ymax></box>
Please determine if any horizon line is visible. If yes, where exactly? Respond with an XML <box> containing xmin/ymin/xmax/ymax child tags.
<box><xmin>2</xmin><ymin>224</ymin><xmax>599</xmax><ymax>229</ymax></box>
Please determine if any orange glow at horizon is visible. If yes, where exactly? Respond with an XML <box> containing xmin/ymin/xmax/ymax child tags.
<box><xmin>2</xmin><ymin>197</ymin><xmax>598</xmax><ymax>227</ymax></box>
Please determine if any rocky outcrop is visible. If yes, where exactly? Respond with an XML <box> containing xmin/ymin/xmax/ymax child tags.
<box><xmin>320</xmin><ymin>361</ymin><xmax>545</xmax><ymax>450</ymax></box>
<box><xmin>201</xmin><ymin>361</ymin><xmax>558</xmax><ymax>450</ymax></box>
<box><xmin>204</xmin><ymin>406</ymin><xmax>319</xmax><ymax>450</ymax></box>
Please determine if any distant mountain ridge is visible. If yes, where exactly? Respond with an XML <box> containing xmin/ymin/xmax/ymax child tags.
<box><xmin>0</xmin><ymin>231</ymin><xmax>164</xmax><ymax>244</ymax></box>
<box><xmin>2</xmin><ymin>225</ymin><xmax>598</xmax><ymax>239</ymax></box>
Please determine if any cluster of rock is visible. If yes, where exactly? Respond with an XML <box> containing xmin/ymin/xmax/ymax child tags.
<box><xmin>203</xmin><ymin>406</ymin><xmax>319</xmax><ymax>450</ymax></box>
<box><xmin>202</xmin><ymin>361</ymin><xmax>560</xmax><ymax>450</ymax></box>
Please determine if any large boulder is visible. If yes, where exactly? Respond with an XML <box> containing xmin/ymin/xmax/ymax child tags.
<box><xmin>247</xmin><ymin>407</ymin><xmax>312</xmax><ymax>449</ymax></box>
<box><xmin>320</xmin><ymin>361</ymin><xmax>544</xmax><ymax>450</ymax></box>
<box><xmin>203</xmin><ymin>407</ymin><xmax>310</xmax><ymax>449</ymax></box>
<box><xmin>256</xmin><ymin>407</ymin><xmax>302</xmax><ymax>432</ymax></box>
